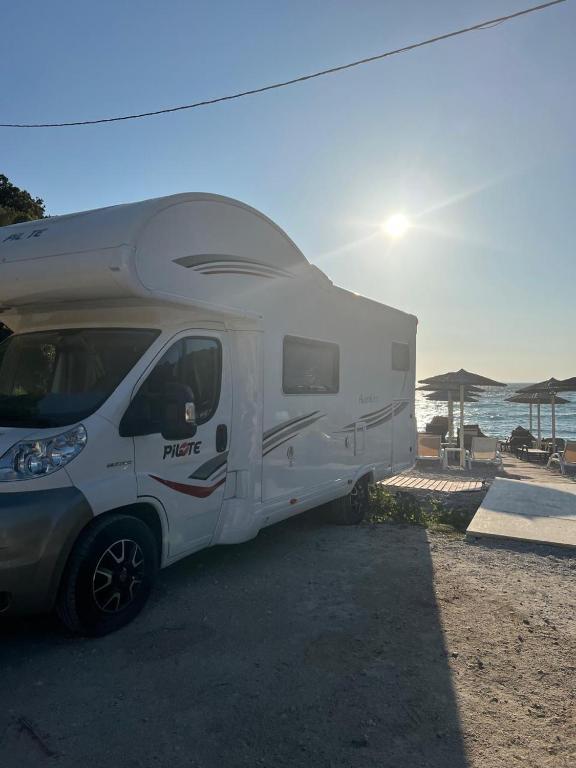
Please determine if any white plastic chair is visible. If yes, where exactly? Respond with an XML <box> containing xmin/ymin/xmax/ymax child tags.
<box><xmin>466</xmin><ymin>437</ymin><xmax>502</xmax><ymax>469</ymax></box>
<box><xmin>547</xmin><ymin>440</ymin><xmax>576</xmax><ymax>476</ymax></box>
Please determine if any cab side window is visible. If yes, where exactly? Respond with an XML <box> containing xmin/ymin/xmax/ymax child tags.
<box><xmin>139</xmin><ymin>337</ymin><xmax>221</xmax><ymax>426</ymax></box>
<box><xmin>181</xmin><ymin>338</ymin><xmax>222</xmax><ymax>423</ymax></box>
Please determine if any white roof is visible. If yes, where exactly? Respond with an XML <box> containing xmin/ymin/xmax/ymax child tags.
<box><xmin>0</xmin><ymin>193</ymin><xmax>313</xmax><ymax>312</ymax></box>
<box><xmin>0</xmin><ymin>193</ymin><xmax>306</xmax><ymax>265</ymax></box>
<box><xmin>0</xmin><ymin>193</ymin><xmax>416</xmax><ymax>327</ymax></box>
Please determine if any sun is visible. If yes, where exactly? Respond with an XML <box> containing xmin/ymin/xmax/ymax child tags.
<box><xmin>382</xmin><ymin>213</ymin><xmax>411</xmax><ymax>239</ymax></box>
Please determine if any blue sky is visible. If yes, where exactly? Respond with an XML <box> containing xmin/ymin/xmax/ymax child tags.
<box><xmin>3</xmin><ymin>0</ymin><xmax>574</xmax><ymax>380</ymax></box>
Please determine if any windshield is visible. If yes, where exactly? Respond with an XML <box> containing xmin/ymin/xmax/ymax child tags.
<box><xmin>0</xmin><ymin>328</ymin><xmax>159</xmax><ymax>428</ymax></box>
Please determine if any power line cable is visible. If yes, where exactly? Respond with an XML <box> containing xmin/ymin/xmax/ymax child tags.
<box><xmin>0</xmin><ymin>0</ymin><xmax>566</xmax><ymax>129</ymax></box>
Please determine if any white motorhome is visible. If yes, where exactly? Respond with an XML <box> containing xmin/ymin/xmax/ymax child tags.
<box><xmin>0</xmin><ymin>194</ymin><xmax>417</xmax><ymax>635</ymax></box>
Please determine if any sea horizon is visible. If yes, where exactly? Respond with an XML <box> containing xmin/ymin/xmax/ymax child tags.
<box><xmin>415</xmin><ymin>383</ymin><xmax>576</xmax><ymax>441</ymax></box>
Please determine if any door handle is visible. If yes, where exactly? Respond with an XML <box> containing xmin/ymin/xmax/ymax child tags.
<box><xmin>354</xmin><ymin>421</ymin><xmax>367</xmax><ymax>456</ymax></box>
<box><xmin>216</xmin><ymin>424</ymin><xmax>228</xmax><ymax>453</ymax></box>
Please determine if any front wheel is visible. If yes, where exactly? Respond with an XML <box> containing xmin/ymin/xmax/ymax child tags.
<box><xmin>56</xmin><ymin>514</ymin><xmax>159</xmax><ymax>636</ymax></box>
<box><xmin>325</xmin><ymin>476</ymin><xmax>370</xmax><ymax>525</ymax></box>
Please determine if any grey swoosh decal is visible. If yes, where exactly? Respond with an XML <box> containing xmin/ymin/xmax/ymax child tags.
<box><xmin>199</xmin><ymin>270</ymin><xmax>275</xmax><ymax>278</ymax></box>
<box><xmin>263</xmin><ymin>415</ymin><xmax>325</xmax><ymax>455</ymax></box>
<box><xmin>263</xmin><ymin>411</ymin><xmax>322</xmax><ymax>443</ymax></box>
<box><xmin>189</xmin><ymin>452</ymin><xmax>229</xmax><ymax>481</ymax></box>
<box><xmin>262</xmin><ymin>412</ymin><xmax>326</xmax><ymax>456</ymax></box>
<box><xmin>340</xmin><ymin>405</ymin><xmax>395</xmax><ymax>432</ymax></box>
<box><xmin>362</xmin><ymin>402</ymin><xmax>408</xmax><ymax>430</ymax></box>
<box><xmin>339</xmin><ymin>401</ymin><xmax>408</xmax><ymax>433</ymax></box>
<box><xmin>263</xmin><ymin>432</ymin><xmax>301</xmax><ymax>457</ymax></box>
<box><xmin>174</xmin><ymin>254</ymin><xmax>293</xmax><ymax>278</ymax></box>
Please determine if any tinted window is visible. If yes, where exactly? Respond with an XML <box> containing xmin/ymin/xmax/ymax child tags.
<box><xmin>0</xmin><ymin>328</ymin><xmax>159</xmax><ymax>428</ymax></box>
<box><xmin>392</xmin><ymin>342</ymin><xmax>410</xmax><ymax>372</ymax></box>
<box><xmin>0</xmin><ymin>324</ymin><xmax>11</xmax><ymax>343</ymax></box>
<box><xmin>139</xmin><ymin>337</ymin><xmax>221</xmax><ymax>425</ymax></box>
<box><xmin>283</xmin><ymin>336</ymin><xmax>339</xmax><ymax>394</ymax></box>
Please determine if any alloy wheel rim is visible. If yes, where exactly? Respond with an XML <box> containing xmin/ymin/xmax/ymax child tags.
<box><xmin>351</xmin><ymin>481</ymin><xmax>367</xmax><ymax>514</ymax></box>
<box><xmin>92</xmin><ymin>539</ymin><xmax>145</xmax><ymax>613</ymax></box>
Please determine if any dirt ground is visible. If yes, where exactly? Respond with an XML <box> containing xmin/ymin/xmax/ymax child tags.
<box><xmin>1</xmin><ymin>514</ymin><xmax>575</xmax><ymax>768</ymax></box>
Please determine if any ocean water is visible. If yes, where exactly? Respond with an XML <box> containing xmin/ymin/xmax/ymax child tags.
<box><xmin>416</xmin><ymin>384</ymin><xmax>576</xmax><ymax>441</ymax></box>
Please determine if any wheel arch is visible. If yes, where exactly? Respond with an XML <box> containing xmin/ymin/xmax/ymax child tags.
<box><xmin>351</xmin><ymin>467</ymin><xmax>375</xmax><ymax>489</ymax></box>
<box><xmin>59</xmin><ymin>499</ymin><xmax>169</xmax><ymax>586</ymax></box>
<box><xmin>93</xmin><ymin>501</ymin><xmax>168</xmax><ymax>565</ymax></box>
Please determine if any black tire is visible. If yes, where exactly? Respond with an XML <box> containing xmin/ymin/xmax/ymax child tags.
<box><xmin>325</xmin><ymin>476</ymin><xmax>370</xmax><ymax>525</ymax></box>
<box><xmin>56</xmin><ymin>514</ymin><xmax>159</xmax><ymax>637</ymax></box>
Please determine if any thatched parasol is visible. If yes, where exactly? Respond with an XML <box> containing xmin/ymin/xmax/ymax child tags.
<box><xmin>419</xmin><ymin>369</ymin><xmax>505</xmax><ymax>388</ymax></box>
<box><xmin>419</xmin><ymin>369</ymin><xmax>505</xmax><ymax>466</ymax></box>
<box><xmin>517</xmin><ymin>378</ymin><xmax>576</xmax><ymax>451</ymax></box>
<box><xmin>558</xmin><ymin>376</ymin><xmax>576</xmax><ymax>390</ymax></box>
<box><xmin>416</xmin><ymin>382</ymin><xmax>484</xmax><ymax>440</ymax></box>
<box><xmin>505</xmin><ymin>392</ymin><xmax>569</xmax><ymax>445</ymax></box>
<box><xmin>424</xmin><ymin>391</ymin><xmax>480</xmax><ymax>402</ymax></box>
<box><xmin>416</xmin><ymin>384</ymin><xmax>484</xmax><ymax>393</ymax></box>
<box><xmin>517</xmin><ymin>378</ymin><xmax>565</xmax><ymax>394</ymax></box>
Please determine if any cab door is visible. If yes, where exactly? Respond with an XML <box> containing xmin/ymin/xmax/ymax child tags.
<box><xmin>132</xmin><ymin>333</ymin><xmax>231</xmax><ymax>558</ymax></box>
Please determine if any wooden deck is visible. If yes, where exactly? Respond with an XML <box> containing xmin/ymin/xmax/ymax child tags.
<box><xmin>379</xmin><ymin>452</ymin><xmax>573</xmax><ymax>495</ymax></box>
<box><xmin>380</xmin><ymin>475</ymin><xmax>484</xmax><ymax>493</ymax></box>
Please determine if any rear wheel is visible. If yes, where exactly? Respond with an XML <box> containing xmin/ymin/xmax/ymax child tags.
<box><xmin>56</xmin><ymin>514</ymin><xmax>159</xmax><ymax>636</ymax></box>
<box><xmin>325</xmin><ymin>476</ymin><xmax>370</xmax><ymax>525</ymax></box>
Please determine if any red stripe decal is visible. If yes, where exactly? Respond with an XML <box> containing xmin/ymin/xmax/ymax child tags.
<box><xmin>149</xmin><ymin>475</ymin><xmax>225</xmax><ymax>498</ymax></box>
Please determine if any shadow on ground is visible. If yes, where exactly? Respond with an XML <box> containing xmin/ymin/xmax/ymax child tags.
<box><xmin>1</xmin><ymin>512</ymin><xmax>468</xmax><ymax>768</ymax></box>
<box><xmin>468</xmin><ymin>532</ymin><xmax>576</xmax><ymax>560</ymax></box>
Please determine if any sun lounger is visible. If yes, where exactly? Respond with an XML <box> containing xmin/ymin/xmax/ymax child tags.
<box><xmin>457</xmin><ymin>424</ymin><xmax>487</xmax><ymax>451</ymax></box>
<box><xmin>417</xmin><ymin>433</ymin><xmax>445</xmax><ymax>466</ymax></box>
<box><xmin>542</xmin><ymin>438</ymin><xmax>565</xmax><ymax>455</ymax></box>
<box><xmin>547</xmin><ymin>440</ymin><xmax>576</xmax><ymax>475</ymax></box>
<box><xmin>508</xmin><ymin>426</ymin><xmax>535</xmax><ymax>456</ymax></box>
<box><xmin>466</xmin><ymin>437</ymin><xmax>502</xmax><ymax>469</ymax></box>
<box><xmin>425</xmin><ymin>416</ymin><xmax>448</xmax><ymax>442</ymax></box>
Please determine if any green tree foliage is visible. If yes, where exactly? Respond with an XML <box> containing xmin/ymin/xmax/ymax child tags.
<box><xmin>0</xmin><ymin>174</ymin><xmax>45</xmax><ymax>226</ymax></box>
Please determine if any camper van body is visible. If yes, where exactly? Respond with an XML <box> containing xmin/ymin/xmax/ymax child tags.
<box><xmin>0</xmin><ymin>194</ymin><xmax>417</xmax><ymax>632</ymax></box>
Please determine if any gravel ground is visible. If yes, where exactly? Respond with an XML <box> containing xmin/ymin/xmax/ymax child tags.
<box><xmin>1</xmin><ymin>514</ymin><xmax>575</xmax><ymax>768</ymax></box>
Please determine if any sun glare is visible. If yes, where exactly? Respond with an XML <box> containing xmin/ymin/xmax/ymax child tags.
<box><xmin>383</xmin><ymin>213</ymin><xmax>411</xmax><ymax>239</ymax></box>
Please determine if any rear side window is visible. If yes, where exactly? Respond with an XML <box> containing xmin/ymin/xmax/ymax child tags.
<box><xmin>283</xmin><ymin>336</ymin><xmax>339</xmax><ymax>394</ymax></box>
<box><xmin>392</xmin><ymin>342</ymin><xmax>410</xmax><ymax>372</ymax></box>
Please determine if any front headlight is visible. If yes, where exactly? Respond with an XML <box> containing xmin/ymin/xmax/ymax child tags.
<box><xmin>0</xmin><ymin>425</ymin><xmax>87</xmax><ymax>482</ymax></box>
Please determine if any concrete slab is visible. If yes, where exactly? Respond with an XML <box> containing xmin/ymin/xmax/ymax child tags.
<box><xmin>467</xmin><ymin>477</ymin><xmax>576</xmax><ymax>548</ymax></box>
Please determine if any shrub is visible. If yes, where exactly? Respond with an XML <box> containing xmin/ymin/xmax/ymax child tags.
<box><xmin>369</xmin><ymin>486</ymin><xmax>475</xmax><ymax>533</ymax></box>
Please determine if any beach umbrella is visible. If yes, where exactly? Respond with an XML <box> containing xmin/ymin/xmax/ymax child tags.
<box><xmin>416</xmin><ymin>384</ymin><xmax>484</xmax><ymax>393</ymax></box>
<box><xmin>424</xmin><ymin>390</ymin><xmax>480</xmax><ymax>403</ymax></box>
<box><xmin>424</xmin><ymin>390</ymin><xmax>480</xmax><ymax>441</ymax></box>
<box><xmin>558</xmin><ymin>376</ymin><xmax>576</xmax><ymax>390</ymax></box>
<box><xmin>517</xmin><ymin>378</ymin><xmax>576</xmax><ymax>452</ymax></box>
<box><xmin>505</xmin><ymin>392</ymin><xmax>569</xmax><ymax>446</ymax></box>
<box><xmin>424</xmin><ymin>391</ymin><xmax>480</xmax><ymax>402</ymax></box>
<box><xmin>419</xmin><ymin>369</ymin><xmax>505</xmax><ymax>466</ymax></box>
<box><xmin>517</xmin><ymin>378</ymin><xmax>565</xmax><ymax>394</ymax></box>
<box><xmin>416</xmin><ymin>383</ymin><xmax>484</xmax><ymax>440</ymax></box>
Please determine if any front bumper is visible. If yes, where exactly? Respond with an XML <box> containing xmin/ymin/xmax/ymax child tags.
<box><xmin>0</xmin><ymin>487</ymin><xmax>92</xmax><ymax>615</ymax></box>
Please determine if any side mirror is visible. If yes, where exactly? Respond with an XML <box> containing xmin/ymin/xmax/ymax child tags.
<box><xmin>119</xmin><ymin>385</ymin><xmax>197</xmax><ymax>440</ymax></box>
<box><xmin>160</xmin><ymin>385</ymin><xmax>197</xmax><ymax>441</ymax></box>
<box><xmin>119</xmin><ymin>394</ymin><xmax>155</xmax><ymax>438</ymax></box>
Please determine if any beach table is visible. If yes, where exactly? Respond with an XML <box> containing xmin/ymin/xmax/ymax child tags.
<box><xmin>519</xmin><ymin>447</ymin><xmax>549</xmax><ymax>464</ymax></box>
<box><xmin>443</xmin><ymin>446</ymin><xmax>467</xmax><ymax>468</ymax></box>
